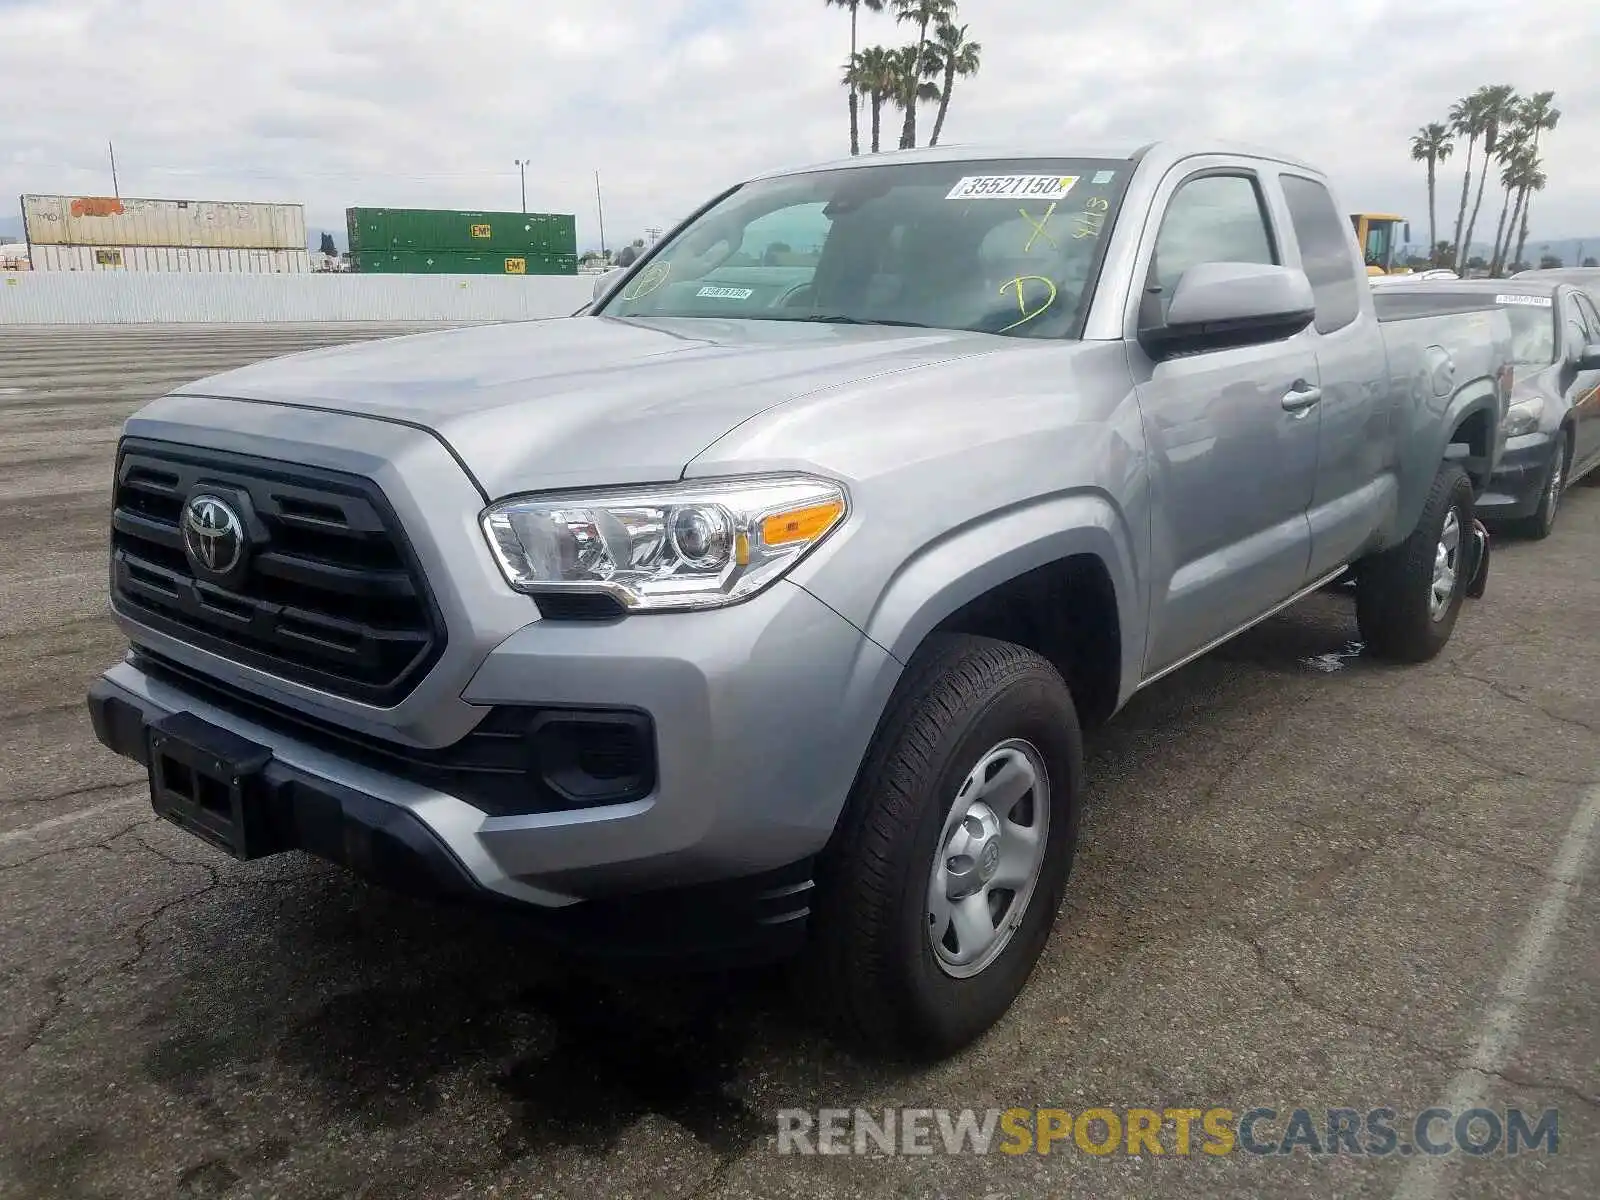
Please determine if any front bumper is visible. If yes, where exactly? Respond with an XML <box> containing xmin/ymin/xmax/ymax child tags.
<box><xmin>1477</xmin><ymin>430</ymin><xmax>1556</xmax><ymax>519</ymax></box>
<box><xmin>88</xmin><ymin>577</ymin><xmax>899</xmax><ymax>959</ymax></box>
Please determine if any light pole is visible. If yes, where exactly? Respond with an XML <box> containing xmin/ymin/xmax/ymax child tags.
<box><xmin>513</xmin><ymin>159</ymin><xmax>529</xmax><ymax>213</ymax></box>
<box><xmin>594</xmin><ymin>171</ymin><xmax>607</xmax><ymax>258</ymax></box>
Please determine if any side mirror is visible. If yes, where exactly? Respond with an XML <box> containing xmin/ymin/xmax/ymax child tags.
<box><xmin>592</xmin><ymin>267</ymin><xmax>622</xmax><ymax>302</ymax></box>
<box><xmin>1141</xmin><ymin>262</ymin><xmax>1316</xmax><ymax>359</ymax></box>
<box><xmin>1575</xmin><ymin>341</ymin><xmax>1600</xmax><ymax>371</ymax></box>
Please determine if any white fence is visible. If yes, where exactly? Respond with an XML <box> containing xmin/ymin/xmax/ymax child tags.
<box><xmin>0</xmin><ymin>271</ymin><xmax>595</xmax><ymax>325</ymax></box>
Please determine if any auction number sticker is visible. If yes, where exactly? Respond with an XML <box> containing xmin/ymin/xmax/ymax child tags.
<box><xmin>697</xmin><ymin>285</ymin><xmax>755</xmax><ymax>300</ymax></box>
<box><xmin>1495</xmin><ymin>293</ymin><xmax>1552</xmax><ymax>307</ymax></box>
<box><xmin>946</xmin><ymin>174</ymin><xmax>1079</xmax><ymax>201</ymax></box>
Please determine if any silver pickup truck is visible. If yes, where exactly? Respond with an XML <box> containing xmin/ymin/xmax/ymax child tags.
<box><xmin>88</xmin><ymin>141</ymin><xmax>1511</xmax><ymax>1059</ymax></box>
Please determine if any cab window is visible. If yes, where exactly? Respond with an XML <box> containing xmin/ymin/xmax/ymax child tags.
<box><xmin>1146</xmin><ymin>174</ymin><xmax>1277</xmax><ymax>323</ymax></box>
<box><xmin>1280</xmin><ymin>174</ymin><xmax>1362</xmax><ymax>333</ymax></box>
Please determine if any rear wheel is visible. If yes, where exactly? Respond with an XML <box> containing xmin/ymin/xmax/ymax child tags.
<box><xmin>1511</xmin><ymin>429</ymin><xmax>1570</xmax><ymax>540</ymax></box>
<box><xmin>1356</xmin><ymin>462</ymin><xmax>1474</xmax><ymax>663</ymax></box>
<box><xmin>807</xmin><ymin>634</ymin><xmax>1082</xmax><ymax>1060</ymax></box>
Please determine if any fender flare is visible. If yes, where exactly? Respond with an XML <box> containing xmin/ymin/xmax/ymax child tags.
<box><xmin>857</xmin><ymin>489</ymin><xmax>1143</xmax><ymax>709</ymax></box>
<box><xmin>1391</xmin><ymin>380</ymin><xmax>1501</xmax><ymax>541</ymax></box>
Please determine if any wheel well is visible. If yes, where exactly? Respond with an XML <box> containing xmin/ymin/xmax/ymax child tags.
<box><xmin>1449</xmin><ymin>407</ymin><xmax>1494</xmax><ymax>492</ymax></box>
<box><xmin>930</xmin><ymin>555</ymin><xmax>1121</xmax><ymax>728</ymax></box>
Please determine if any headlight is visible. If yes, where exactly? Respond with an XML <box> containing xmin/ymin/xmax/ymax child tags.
<box><xmin>1500</xmin><ymin>396</ymin><xmax>1544</xmax><ymax>437</ymax></box>
<box><xmin>481</xmin><ymin>475</ymin><xmax>847</xmax><ymax>611</ymax></box>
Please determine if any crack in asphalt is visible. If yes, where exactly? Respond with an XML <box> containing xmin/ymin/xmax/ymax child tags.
<box><xmin>0</xmin><ymin>818</ymin><xmax>150</xmax><ymax>871</ymax></box>
<box><xmin>1397</xmin><ymin>720</ymin><xmax>1598</xmax><ymax>786</ymax></box>
<box><xmin>1449</xmin><ymin>660</ymin><xmax>1600</xmax><ymax>736</ymax></box>
<box><xmin>1218</xmin><ymin>924</ymin><xmax>1600</xmax><ymax>1118</ymax></box>
<box><xmin>1219</xmin><ymin>925</ymin><xmax>1443</xmax><ymax>1051</ymax></box>
<box><xmin>5</xmin><ymin>776</ymin><xmax>146</xmax><ymax>807</ymax></box>
<box><xmin>1467</xmin><ymin>1064</ymin><xmax>1600</xmax><ymax>1111</ymax></box>
<box><xmin>19</xmin><ymin>972</ymin><xmax>68</xmax><ymax>1054</ymax></box>
<box><xmin>115</xmin><ymin>880</ymin><xmax>221</xmax><ymax>973</ymax></box>
<box><xmin>114</xmin><ymin>832</ymin><xmax>222</xmax><ymax>973</ymax></box>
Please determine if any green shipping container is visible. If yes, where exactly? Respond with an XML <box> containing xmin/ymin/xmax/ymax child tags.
<box><xmin>351</xmin><ymin>248</ymin><xmax>576</xmax><ymax>275</ymax></box>
<box><xmin>345</xmin><ymin>207</ymin><xmax>577</xmax><ymax>256</ymax></box>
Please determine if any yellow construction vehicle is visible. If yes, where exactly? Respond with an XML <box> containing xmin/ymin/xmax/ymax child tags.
<box><xmin>1350</xmin><ymin>213</ymin><xmax>1413</xmax><ymax>276</ymax></box>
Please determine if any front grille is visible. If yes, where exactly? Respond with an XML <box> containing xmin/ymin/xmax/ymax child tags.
<box><xmin>111</xmin><ymin>439</ymin><xmax>445</xmax><ymax>706</ymax></box>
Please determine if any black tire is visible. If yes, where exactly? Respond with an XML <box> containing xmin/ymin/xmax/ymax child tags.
<box><xmin>806</xmin><ymin>634</ymin><xmax>1083</xmax><ymax>1060</ymax></box>
<box><xmin>1356</xmin><ymin>462</ymin><xmax>1475</xmax><ymax>663</ymax></box>
<box><xmin>1510</xmin><ymin>429</ymin><xmax>1570</xmax><ymax>539</ymax></box>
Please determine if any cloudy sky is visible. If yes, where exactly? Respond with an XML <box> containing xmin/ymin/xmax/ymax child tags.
<box><xmin>2</xmin><ymin>0</ymin><xmax>1596</xmax><ymax>253</ymax></box>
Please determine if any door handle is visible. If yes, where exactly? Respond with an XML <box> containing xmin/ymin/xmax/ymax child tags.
<box><xmin>1281</xmin><ymin>383</ymin><xmax>1323</xmax><ymax>414</ymax></box>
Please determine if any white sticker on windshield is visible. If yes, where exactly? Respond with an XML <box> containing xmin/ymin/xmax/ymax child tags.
<box><xmin>696</xmin><ymin>285</ymin><xmax>755</xmax><ymax>300</ymax></box>
<box><xmin>1092</xmin><ymin>170</ymin><xmax>1116</xmax><ymax>185</ymax></box>
<box><xmin>1496</xmin><ymin>293</ymin><xmax>1552</xmax><ymax>307</ymax></box>
<box><xmin>945</xmin><ymin>174</ymin><xmax>1079</xmax><ymax>201</ymax></box>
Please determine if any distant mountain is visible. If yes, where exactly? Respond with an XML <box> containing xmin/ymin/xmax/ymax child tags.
<box><xmin>1397</xmin><ymin>236</ymin><xmax>1598</xmax><ymax>269</ymax></box>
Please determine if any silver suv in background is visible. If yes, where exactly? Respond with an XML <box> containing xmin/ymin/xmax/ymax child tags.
<box><xmin>89</xmin><ymin>141</ymin><xmax>1510</xmax><ymax>1059</ymax></box>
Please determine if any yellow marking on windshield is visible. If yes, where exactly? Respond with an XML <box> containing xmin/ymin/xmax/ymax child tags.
<box><xmin>1021</xmin><ymin>202</ymin><xmax>1059</xmax><ymax>253</ymax></box>
<box><xmin>998</xmin><ymin>275</ymin><xmax>1057</xmax><ymax>333</ymax></box>
<box><xmin>1071</xmin><ymin>208</ymin><xmax>1107</xmax><ymax>240</ymax></box>
<box><xmin>621</xmin><ymin>262</ymin><xmax>671</xmax><ymax>301</ymax></box>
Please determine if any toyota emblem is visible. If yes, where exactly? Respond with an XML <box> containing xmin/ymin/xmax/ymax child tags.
<box><xmin>182</xmin><ymin>494</ymin><xmax>246</xmax><ymax>577</ymax></box>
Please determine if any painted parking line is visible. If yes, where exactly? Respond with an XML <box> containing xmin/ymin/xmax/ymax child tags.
<box><xmin>1393</xmin><ymin>778</ymin><xmax>1600</xmax><ymax>1200</ymax></box>
<box><xmin>0</xmin><ymin>795</ymin><xmax>143</xmax><ymax>847</ymax></box>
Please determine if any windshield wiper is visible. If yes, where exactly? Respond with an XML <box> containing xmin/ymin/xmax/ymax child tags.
<box><xmin>788</xmin><ymin>314</ymin><xmax>938</xmax><ymax>329</ymax></box>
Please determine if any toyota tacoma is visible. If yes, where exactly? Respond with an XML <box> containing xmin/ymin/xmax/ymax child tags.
<box><xmin>89</xmin><ymin>141</ymin><xmax>1512</xmax><ymax>1059</ymax></box>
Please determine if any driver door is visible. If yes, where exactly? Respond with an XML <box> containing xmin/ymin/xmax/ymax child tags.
<box><xmin>1129</xmin><ymin>168</ymin><xmax>1321</xmax><ymax>676</ymax></box>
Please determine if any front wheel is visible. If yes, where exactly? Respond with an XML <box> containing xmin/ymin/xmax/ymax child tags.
<box><xmin>1356</xmin><ymin>462</ymin><xmax>1475</xmax><ymax>662</ymax></box>
<box><xmin>807</xmin><ymin>634</ymin><xmax>1083</xmax><ymax>1060</ymax></box>
<box><xmin>1510</xmin><ymin>429</ymin><xmax>1569</xmax><ymax>540</ymax></box>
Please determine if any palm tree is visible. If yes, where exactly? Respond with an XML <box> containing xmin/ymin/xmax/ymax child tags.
<box><xmin>925</xmin><ymin>20</ymin><xmax>981</xmax><ymax>147</ymax></box>
<box><xmin>1511</xmin><ymin>160</ymin><xmax>1547</xmax><ymax>274</ymax></box>
<box><xmin>826</xmin><ymin>0</ymin><xmax>887</xmax><ymax>156</ymax></box>
<box><xmin>1460</xmin><ymin>84</ymin><xmax>1519</xmax><ymax>271</ymax></box>
<box><xmin>1447</xmin><ymin>94</ymin><xmax>1483</xmax><ymax>270</ymax></box>
<box><xmin>851</xmin><ymin>45</ymin><xmax>899</xmax><ymax>152</ymax></box>
<box><xmin>1518</xmin><ymin>90</ymin><xmax>1561</xmax><ymax>159</ymax></box>
<box><xmin>1489</xmin><ymin>137</ymin><xmax>1531</xmax><ymax>276</ymax></box>
<box><xmin>887</xmin><ymin>42</ymin><xmax>939</xmax><ymax>150</ymax></box>
<box><xmin>892</xmin><ymin>0</ymin><xmax>954</xmax><ymax>149</ymax></box>
<box><xmin>1410</xmin><ymin>123</ymin><xmax>1453</xmax><ymax>268</ymax></box>
<box><xmin>1488</xmin><ymin>92</ymin><xmax>1560</xmax><ymax>276</ymax></box>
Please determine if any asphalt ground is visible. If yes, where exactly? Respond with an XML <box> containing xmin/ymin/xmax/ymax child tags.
<box><xmin>0</xmin><ymin>323</ymin><xmax>1596</xmax><ymax>1200</ymax></box>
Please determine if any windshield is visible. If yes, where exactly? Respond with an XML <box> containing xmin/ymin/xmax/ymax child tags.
<box><xmin>1495</xmin><ymin>296</ymin><xmax>1557</xmax><ymax>366</ymax></box>
<box><xmin>596</xmin><ymin>158</ymin><xmax>1132</xmax><ymax>338</ymax></box>
<box><xmin>1361</xmin><ymin>221</ymin><xmax>1395</xmax><ymax>271</ymax></box>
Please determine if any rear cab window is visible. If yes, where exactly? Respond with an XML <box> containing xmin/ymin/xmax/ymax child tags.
<box><xmin>1279</xmin><ymin>174</ymin><xmax>1363</xmax><ymax>333</ymax></box>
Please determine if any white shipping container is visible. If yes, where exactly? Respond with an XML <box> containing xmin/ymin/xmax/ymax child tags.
<box><xmin>22</xmin><ymin>195</ymin><xmax>307</xmax><ymax>250</ymax></box>
<box><xmin>30</xmin><ymin>244</ymin><xmax>310</xmax><ymax>273</ymax></box>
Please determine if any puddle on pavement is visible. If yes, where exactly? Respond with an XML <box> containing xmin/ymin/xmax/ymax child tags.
<box><xmin>1300</xmin><ymin>640</ymin><xmax>1365</xmax><ymax>674</ymax></box>
<box><xmin>494</xmin><ymin>975</ymin><xmax>766</xmax><ymax>1157</ymax></box>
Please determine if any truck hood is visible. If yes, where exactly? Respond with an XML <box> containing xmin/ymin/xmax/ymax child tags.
<box><xmin>172</xmin><ymin>316</ymin><xmax>1012</xmax><ymax>497</ymax></box>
